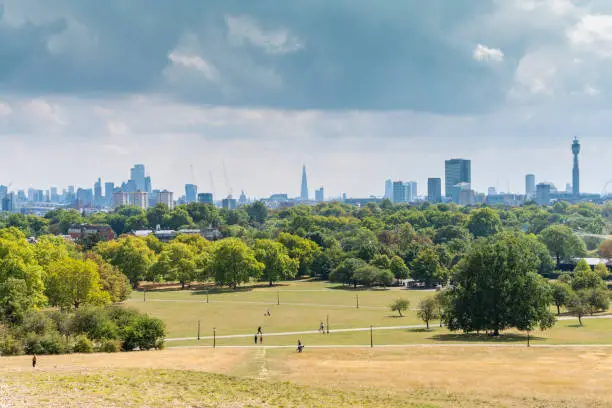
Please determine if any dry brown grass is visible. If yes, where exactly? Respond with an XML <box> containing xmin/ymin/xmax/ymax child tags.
<box><xmin>2</xmin><ymin>346</ymin><xmax>611</xmax><ymax>407</ymax></box>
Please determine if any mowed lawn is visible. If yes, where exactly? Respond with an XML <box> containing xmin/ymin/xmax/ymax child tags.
<box><xmin>2</xmin><ymin>346</ymin><xmax>612</xmax><ymax>407</ymax></box>
<box><xmin>126</xmin><ymin>281</ymin><xmax>434</xmax><ymax>338</ymax></box>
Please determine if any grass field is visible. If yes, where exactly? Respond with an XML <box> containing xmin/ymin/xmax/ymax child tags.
<box><xmin>1</xmin><ymin>347</ymin><xmax>611</xmax><ymax>407</ymax></box>
<box><xmin>126</xmin><ymin>280</ymin><xmax>612</xmax><ymax>347</ymax></box>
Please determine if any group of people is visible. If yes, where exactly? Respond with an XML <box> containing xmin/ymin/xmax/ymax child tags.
<box><xmin>256</xmin><ymin>308</ymin><xmax>308</xmax><ymax>352</ymax></box>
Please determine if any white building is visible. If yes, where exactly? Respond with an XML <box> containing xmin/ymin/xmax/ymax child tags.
<box><xmin>157</xmin><ymin>190</ymin><xmax>174</xmax><ymax>209</ymax></box>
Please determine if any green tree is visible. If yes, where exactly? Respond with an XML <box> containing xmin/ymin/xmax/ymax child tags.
<box><xmin>411</xmin><ymin>247</ymin><xmax>446</xmax><ymax>287</ymax></box>
<box><xmin>599</xmin><ymin>240</ymin><xmax>612</xmax><ymax>259</ymax></box>
<box><xmin>84</xmin><ymin>253</ymin><xmax>132</xmax><ymax>303</ymax></box>
<box><xmin>146</xmin><ymin>204</ymin><xmax>171</xmax><ymax>229</ymax></box>
<box><xmin>121</xmin><ymin>315</ymin><xmax>166</xmax><ymax>351</ymax></box>
<box><xmin>45</xmin><ymin>258</ymin><xmax>111</xmax><ymax>309</ymax></box>
<box><xmin>572</xmin><ymin>260</ymin><xmax>606</xmax><ymax>291</ymax></box>
<box><xmin>567</xmin><ymin>290</ymin><xmax>589</xmax><ymax>326</ymax></box>
<box><xmin>96</xmin><ymin>236</ymin><xmax>156</xmax><ymax>288</ymax></box>
<box><xmin>466</xmin><ymin>208</ymin><xmax>502</xmax><ymax>238</ymax></box>
<box><xmin>209</xmin><ymin>238</ymin><xmax>264</xmax><ymax>288</ymax></box>
<box><xmin>253</xmin><ymin>239</ymin><xmax>298</xmax><ymax>286</ymax></box>
<box><xmin>329</xmin><ymin>258</ymin><xmax>365</xmax><ymax>287</ymax></box>
<box><xmin>390</xmin><ymin>298</ymin><xmax>410</xmax><ymax>317</ymax></box>
<box><xmin>278</xmin><ymin>233</ymin><xmax>321</xmax><ymax>276</ymax></box>
<box><xmin>163</xmin><ymin>207</ymin><xmax>194</xmax><ymax>230</ymax></box>
<box><xmin>550</xmin><ymin>281</ymin><xmax>573</xmax><ymax>316</ymax></box>
<box><xmin>149</xmin><ymin>242</ymin><xmax>198</xmax><ymax>288</ymax></box>
<box><xmin>246</xmin><ymin>201</ymin><xmax>269</xmax><ymax>224</ymax></box>
<box><xmin>389</xmin><ymin>255</ymin><xmax>410</xmax><ymax>280</ymax></box>
<box><xmin>417</xmin><ymin>297</ymin><xmax>440</xmax><ymax>329</ymax></box>
<box><xmin>0</xmin><ymin>277</ymin><xmax>32</xmax><ymax>324</ymax></box>
<box><xmin>594</xmin><ymin>263</ymin><xmax>609</xmax><ymax>279</ymax></box>
<box><xmin>539</xmin><ymin>225</ymin><xmax>586</xmax><ymax>266</ymax></box>
<box><xmin>370</xmin><ymin>254</ymin><xmax>391</xmax><ymax>269</ymax></box>
<box><xmin>446</xmin><ymin>232</ymin><xmax>556</xmax><ymax>336</ymax></box>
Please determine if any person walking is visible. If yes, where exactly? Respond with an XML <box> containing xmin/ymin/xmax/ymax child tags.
<box><xmin>257</xmin><ymin>326</ymin><xmax>262</xmax><ymax>335</ymax></box>
<box><xmin>259</xmin><ymin>334</ymin><xmax>263</xmax><ymax>344</ymax></box>
<box><xmin>297</xmin><ymin>340</ymin><xmax>304</xmax><ymax>353</ymax></box>
<box><xmin>32</xmin><ymin>355</ymin><xmax>37</xmax><ymax>368</ymax></box>
<box><xmin>319</xmin><ymin>321</ymin><xmax>325</xmax><ymax>333</ymax></box>
<box><xmin>254</xmin><ymin>334</ymin><xmax>258</xmax><ymax>344</ymax></box>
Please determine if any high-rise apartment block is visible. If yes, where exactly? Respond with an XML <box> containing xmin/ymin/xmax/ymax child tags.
<box><xmin>445</xmin><ymin>159</ymin><xmax>471</xmax><ymax>203</ymax></box>
<box><xmin>392</xmin><ymin>181</ymin><xmax>416</xmax><ymax>203</ymax></box>
<box><xmin>427</xmin><ymin>178</ymin><xmax>442</xmax><ymax>203</ymax></box>
<box><xmin>157</xmin><ymin>190</ymin><xmax>174</xmax><ymax>209</ymax></box>
<box><xmin>112</xmin><ymin>191</ymin><xmax>130</xmax><ymax>209</ymax></box>
<box><xmin>525</xmin><ymin>174</ymin><xmax>535</xmax><ymax>199</ymax></box>
<box><xmin>131</xmin><ymin>191</ymin><xmax>148</xmax><ymax>210</ymax></box>
<box><xmin>536</xmin><ymin>183</ymin><xmax>551</xmax><ymax>206</ymax></box>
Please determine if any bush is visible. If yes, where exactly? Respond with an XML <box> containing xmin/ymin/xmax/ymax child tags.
<box><xmin>98</xmin><ymin>339</ymin><xmax>122</xmax><ymax>353</ymax></box>
<box><xmin>47</xmin><ymin>311</ymin><xmax>73</xmax><ymax>336</ymax></box>
<box><xmin>0</xmin><ymin>334</ymin><xmax>24</xmax><ymax>356</ymax></box>
<box><xmin>70</xmin><ymin>308</ymin><xmax>118</xmax><ymax>340</ymax></box>
<box><xmin>73</xmin><ymin>335</ymin><xmax>94</xmax><ymax>353</ymax></box>
<box><xmin>24</xmin><ymin>332</ymin><xmax>70</xmax><ymax>355</ymax></box>
<box><xmin>122</xmin><ymin>315</ymin><xmax>166</xmax><ymax>351</ymax></box>
<box><xmin>20</xmin><ymin>311</ymin><xmax>55</xmax><ymax>337</ymax></box>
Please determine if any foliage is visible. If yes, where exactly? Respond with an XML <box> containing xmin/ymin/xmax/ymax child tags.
<box><xmin>45</xmin><ymin>258</ymin><xmax>111</xmax><ymax>310</ymax></box>
<box><xmin>96</xmin><ymin>236</ymin><xmax>156</xmax><ymax>288</ymax></box>
<box><xmin>466</xmin><ymin>208</ymin><xmax>502</xmax><ymax>238</ymax></box>
<box><xmin>539</xmin><ymin>225</ymin><xmax>585</xmax><ymax>266</ymax></box>
<box><xmin>209</xmin><ymin>238</ymin><xmax>264</xmax><ymax>288</ymax></box>
<box><xmin>550</xmin><ymin>281</ymin><xmax>573</xmax><ymax>316</ymax></box>
<box><xmin>121</xmin><ymin>315</ymin><xmax>166</xmax><ymax>351</ymax></box>
<box><xmin>410</xmin><ymin>247</ymin><xmax>446</xmax><ymax>287</ymax></box>
<box><xmin>417</xmin><ymin>297</ymin><xmax>440</xmax><ymax>329</ymax></box>
<box><xmin>446</xmin><ymin>232</ymin><xmax>556</xmax><ymax>335</ymax></box>
<box><xmin>73</xmin><ymin>335</ymin><xmax>94</xmax><ymax>353</ymax></box>
<box><xmin>253</xmin><ymin>239</ymin><xmax>298</xmax><ymax>286</ymax></box>
<box><xmin>390</xmin><ymin>298</ymin><xmax>410</xmax><ymax>317</ymax></box>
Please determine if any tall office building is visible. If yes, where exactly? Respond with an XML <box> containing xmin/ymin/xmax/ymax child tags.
<box><xmin>198</xmin><ymin>193</ymin><xmax>214</xmax><ymax>204</ymax></box>
<box><xmin>144</xmin><ymin>176</ymin><xmax>152</xmax><ymax>194</ymax></box>
<box><xmin>76</xmin><ymin>188</ymin><xmax>93</xmax><ymax>208</ymax></box>
<box><xmin>572</xmin><ymin>137</ymin><xmax>580</xmax><ymax>196</ymax></box>
<box><xmin>2</xmin><ymin>193</ymin><xmax>15</xmax><ymax>212</ymax></box>
<box><xmin>130</xmin><ymin>164</ymin><xmax>146</xmax><ymax>192</ymax></box>
<box><xmin>185</xmin><ymin>184</ymin><xmax>198</xmax><ymax>203</ymax></box>
<box><xmin>222</xmin><ymin>197</ymin><xmax>237</xmax><ymax>210</ymax></box>
<box><xmin>315</xmin><ymin>187</ymin><xmax>325</xmax><ymax>202</ymax></box>
<box><xmin>0</xmin><ymin>185</ymin><xmax>7</xmax><ymax>201</ymax></box>
<box><xmin>50</xmin><ymin>187</ymin><xmax>58</xmax><ymax>202</ymax></box>
<box><xmin>536</xmin><ymin>183</ymin><xmax>551</xmax><ymax>206</ymax></box>
<box><xmin>445</xmin><ymin>159</ymin><xmax>471</xmax><ymax>203</ymax></box>
<box><xmin>94</xmin><ymin>178</ymin><xmax>102</xmax><ymax>206</ymax></box>
<box><xmin>384</xmin><ymin>179</ymin><xmax>393</xmax><ymax>199</ymax></box>
<box><xmin>104</xmin><ymin>182</ymin><xmax>114</xmax><ymax>206</ymax></box>
<box><xmin>427</xmin><ymin>178</ymin><xmax>442</xmax><ymax>203</ymax></box>
<box><xmin>300</xmin><ymin>165</ymin><xmax>309</xmax><ymax>201</ymax></box>
<box><xmin>157</xmin><ymin>190</ymin><xmax>174</xmax><ymax>209</ymax></box>
<box><xmin>525</xmin><ymin>174</ymin><xmax>535</xmax><ymax>199</ymax></box>
<box><xmin>407</xmin><ymin>181</ymin><xmax>417</xmax><ymax>201</ymax></box>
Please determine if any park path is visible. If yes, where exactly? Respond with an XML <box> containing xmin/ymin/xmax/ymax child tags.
<box><xmin>164</xmin><ymin>314</ymin><xmax>612</xmax><ymax>342</ymax></box>
<box><xmin>138</xmin><ymin>298</ymin><xmax>398</xmax><ymax>310</ymax></box>
<box><xmin>168</xmin><ymin>343</ymin><xmax>612</xmax><ymax>349</ymax></box>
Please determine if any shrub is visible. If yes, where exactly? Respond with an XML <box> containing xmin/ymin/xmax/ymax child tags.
<box><xmin>70</xmin><ymin>308</ymin><xmax>118</xmax><ymax>340</ymax></box>
<box><xmin>122</xmin><ymin>315</ymin><xmax>166</xmax><ymax>351</ymax></box>
<box><xmin>24</xmin><ymin>332</ymin><xmax>70</xmax><ymax>355</ymax></box>
<box><xmin>47</xmin><ymin>310</ymin><xmax>73</xmax><ymax>336</ymax></box>
<box><xmin>98</xmin><ymin>339</ymin><xmax>122</xmax><ymax>353</ymax></box>
<box><xmin>73</xmin><ymin>335</ymin><xmax>94</xmax><ymax>353</ymax></box>
<box><xmin>20</xmin><ymin>311</ymin><xmax>55</xmax><ymax>337</ymax></box>
<box><xmin>390</xmin><ymin>298</ymin><xmax>410</xmax><ymax>317</ymax></box>
<box><xmin>0</xmin><ymin>334</ymin><xmax>24</xmax><ymax>356</ymax></box>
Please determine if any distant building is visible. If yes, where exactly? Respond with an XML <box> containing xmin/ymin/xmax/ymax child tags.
<box><xmin>157</xmin><ymin>190</ymin><xmax>174</xmax><ymax>209</ymax></box>
<box><xmin>392</xmin><ymin>181</ymin><xmax>416</xmax><ymax>203</ymax></box>
<box><xmin>239</xmin><ymin>190</ymin><xmax>247</xmax><ymax>205</ymax></box>
<box><xmin>185</xmin><ymin>184</ymin><xmax>197</xmax><ymax>203</ymax></box>
<box><xmin>112</xmin><ymin>191</ymin><xmax>130</xmax><ymax>208</ymax></box>
<box><xmin>458</xmin><ymin>187</ymin><xmax>475</xmax><ymax>206</ymax></box>
<box><xmin>300</xmin><ymin>165</ymin><xmax>309</xmax><ymax>201</ymax></box>
<box><xmin>572</xmin><ymin>137</ymin><xmax>580</xmax><ymax>196</ymax></box>
<box><xmin>445</xmin><ymin>159</ymin><xmax>471</xmax><ymax>203</ymax></box>
<box><xmin>104</xmin><ymin>182</ymin><xmax>114</xmax><ymax>206</ymax></box>
<box><xmin>487</xmin><ymin>187</ymin><xmax>496</xmax><ymax>196</ymax></box>
<box><xmin>94</xmin><ymin>178</ymin><xmax>102</xmax><ymax>206</ymax></box>
<box><xmin>485</xmin><ymin>194</ymin><xmax>525</xmax><ymax>206</ymax></box>
<box><xmin>344</xmin><ymin>197</ymin><xmax>383</xmax><ymax>207</ymax></box>
<box><xmin>130</xmin><ymin>164</ymin><xmax>146</xmax><ymax>192</ymax></box>
<box><xmin>525</xmin><ymin>174</ymin><xmax>535</xmax><ymax>199</ymax></box>
<box><xmin>131</xmin><ymin>191</ymin><xmax>148</xmax><ymax>210</ymax></box>
<box><xmin>144</xmin><ymin>176</ymin><xmax>152</xmax><ymax>194</ymax></box>
<box><xmin>384</xmin><ymin>179</ymin><xmax>393</xmax><ymax>199</ymax></box>
<box><xmin>269</xmin><ymin>194</ymin><xmax>289</xmax><ymax>201</ymax></box>
<box><xmin>67</xmin><ymin>224</ymin><xmax>115</xmax><ymax>242</ymax></box>
<box><xmin>197</xmin><ymin>193</ymin><xmax>213</xmax><ymax>205</ymax></box>
<box><xmin>536</xmin><ymin>183</ymin><xmax>551</xmax><ymax>206</ymax></box>
<box><xmin>76</xmin><ymin>188</ymin><xmax>93</xmax><ymax>208</ymax></box>
<box><xmin>222</xmin><ymin>197</ymin><xmax>237</xmax><ymax>210</ymax></box>
<box><xmin>1</xmin><ymin>193</ymin><xmax>15</xmax><ymax>212</ymax></box>
<box><xmin>427</xmin><ymin>178</ymin><xmax>442</xmax><ymax>203</ymax></box>
<box><xmin>315</xmin><ymin>187</ymin><xmax>324</xmax><ymax>202</ymax></box>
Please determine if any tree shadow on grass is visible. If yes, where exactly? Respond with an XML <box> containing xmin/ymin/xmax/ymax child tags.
<box><xmin>328</xmin><ymin>285</ymin><xmax>391</xmax><ymax>292</ymax></box>
<box><xmin>409</xmin><ymin>328</ymin><xmax>433</xmax><ymax>333</ymax></box>
<box><xmin>429</xmin><ymin>333</ymin><xmax>546</xmax><ymax>343</ymax></box>
<box><xmin>566</xmin><ymin>324</ymin><xmax>584</xmax><ymax>328</ymax></box>
<box><xmin>138</xmin><ymin>282</ymin><xmax>290</xmax><ymax>294</ymax></box>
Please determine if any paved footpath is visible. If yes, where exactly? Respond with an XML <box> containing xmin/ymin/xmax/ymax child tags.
<box><xmin>165</xmin><ymin>314</ymin><xmax>612</xmax><ymax>342</ymax></box>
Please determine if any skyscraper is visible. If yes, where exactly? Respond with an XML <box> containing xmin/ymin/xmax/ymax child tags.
<box><xmin>130</xmin><ymin>164</ymin><xmax>146</xmax><ymax>192</ymax></box>
<box><xmin>185</xmin><ymin>184</ymin><xmax>198</xmax><ymax>203</ymax></box>
<box><xmin>94</xmin><ymin>178</ymin><xmax>102</xmax><ymax>206</ymax></box>
<box><xmin>300</xmin><ymin>165</ymin><xmax>309</xmax><ymax>201</ymax></box>
<box><xmin>525</xmin><ymin>174</ymin><xmax>535</xmax><ymax>199</ymax></box>
<box><xmin>536</xmin><ymin>183</ymin><xmax>551</xmax><ymax>206</ymax></box>
<box><xmin>407</xmin><ymin>181</ymin><xmax>417</xmax><ymax>202</ymax></box>
<box><xmin>144</xmin><ymin>176</ymin><xmax>152</xmax><ymax>194</ymax></box>
<box><xmin>315</xmin><ymin>187</ymin><xmax>324</xmax><ymax>202</ymax></box>
<box><xmin>445</xmin><ymin>159</ymin><xmax>471</xmax><ymax>203</ymax></box>
<box><xmin>105</xmin><ymin>182</ymin><xmax>114</xmax><ymax>206</ymax></box>
<box><xmin>427</xmin><ymin>178</ymin><xmax>442</xmax><ymax>203</ymax></box>
<box><xmin>384</xmin><ymin>179</ymin><xmax>393</xmax><ymax>199</ymax></box>
<box><xmin>157</xmin><ymin>190</ymin><xmax>174</xmax><ymax>209</ymax></box>
<box><xmin>572</xmin><ymin>137</ymin><xmax>580</xmax><ymax>196</ymax></box>
<box><xmin>198</xmin><ymin>193</ymin><xmax>213</xmax><ymax>204</ymax></box>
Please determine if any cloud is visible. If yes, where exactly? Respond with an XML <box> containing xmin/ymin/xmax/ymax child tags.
<box><xmin>472</xmin><ymin>44</ymin><xmax>504</xmax><ymax>61</ymax></box>
<box><xmin>167</xmin><ymin>52</ymin><xmax>219</xmax><ymax>82</ymax></box>
<box><xmin>225</xmin><ymin>15</ymin><xmax>303</xmax><ymax>54</ymax></box>
<box><xmin>0</xmin><ymin>102</ymin><xmax>12</xmax><ymax>116</ymax></box>
<box><xmin>567</xmin><ymin>14</ymin><xmax>612</xmax><ymax>57</ymax></box>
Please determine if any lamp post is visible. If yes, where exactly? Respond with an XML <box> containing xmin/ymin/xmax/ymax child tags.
<box><xmin>356</xmin><ymin>294</ymin><xmax>359</xmax><ymax>309</ymax></box>
<box><xmin>206</xmin><ymin>290</ymin><xmax>209</xmax><ymax>304</ymax></box>
<box><xmin>370</xmin><ymin>325</ymin><xmax>373</xmax><ymax>348</ymax></box>
<box><xmin>143</xmin><ymin>288</ymin><xmax>146</xmax><ymax>302</ymax></box>
<box><xmin>197</xmin><ymin>320</ymin><xmax>200</xmax><ymax>341</ymax></box>
<box><xmin>326</xmin><ymin>314</ymin><xmax>329</xmax><ymax>334</ymax></box>
<box><xmin>213</xmin><ymin>327</ymin><xmax>216</xmax><ymax>348</ymax></box>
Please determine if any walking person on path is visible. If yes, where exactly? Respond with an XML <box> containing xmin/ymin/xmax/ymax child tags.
<box><xmin>259</xmin><ymin>334</ymin><xmax>263</xmax><ymax>344</ymax></box>
<box><xmin>297</xmin><ymin>340</ymin><xmax>304</xmax><ymax>353</ymax></box>
<box><xmin>319</xmin><ymin>321</ymin><xmax>325</xmax><ymax>333</ymax></box>
<box><xmin>32</xmin><ymin>355</ymin><xmax>37</xmax><ymax>368</ymax></box>
<box><xmin>257</xmin><ymin>326</ymin><xmax>262</xmax><ymax>335</ymax></box>
<box><xmin>254</xmin><ymin>334</ymin><xmax>258</xmax><ymax>344</ymax></box>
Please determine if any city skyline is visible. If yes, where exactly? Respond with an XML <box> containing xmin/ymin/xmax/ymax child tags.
<box><xmin>3</xmin><ymin>2</ymin><xmax>612</xmax><ymax>197</ymax></box>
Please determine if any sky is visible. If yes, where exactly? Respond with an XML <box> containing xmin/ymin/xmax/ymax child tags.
<box><xmin>2</xmin><ymin>0</ymin><xmax>612</xmax><ymax>199</ymax></box>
